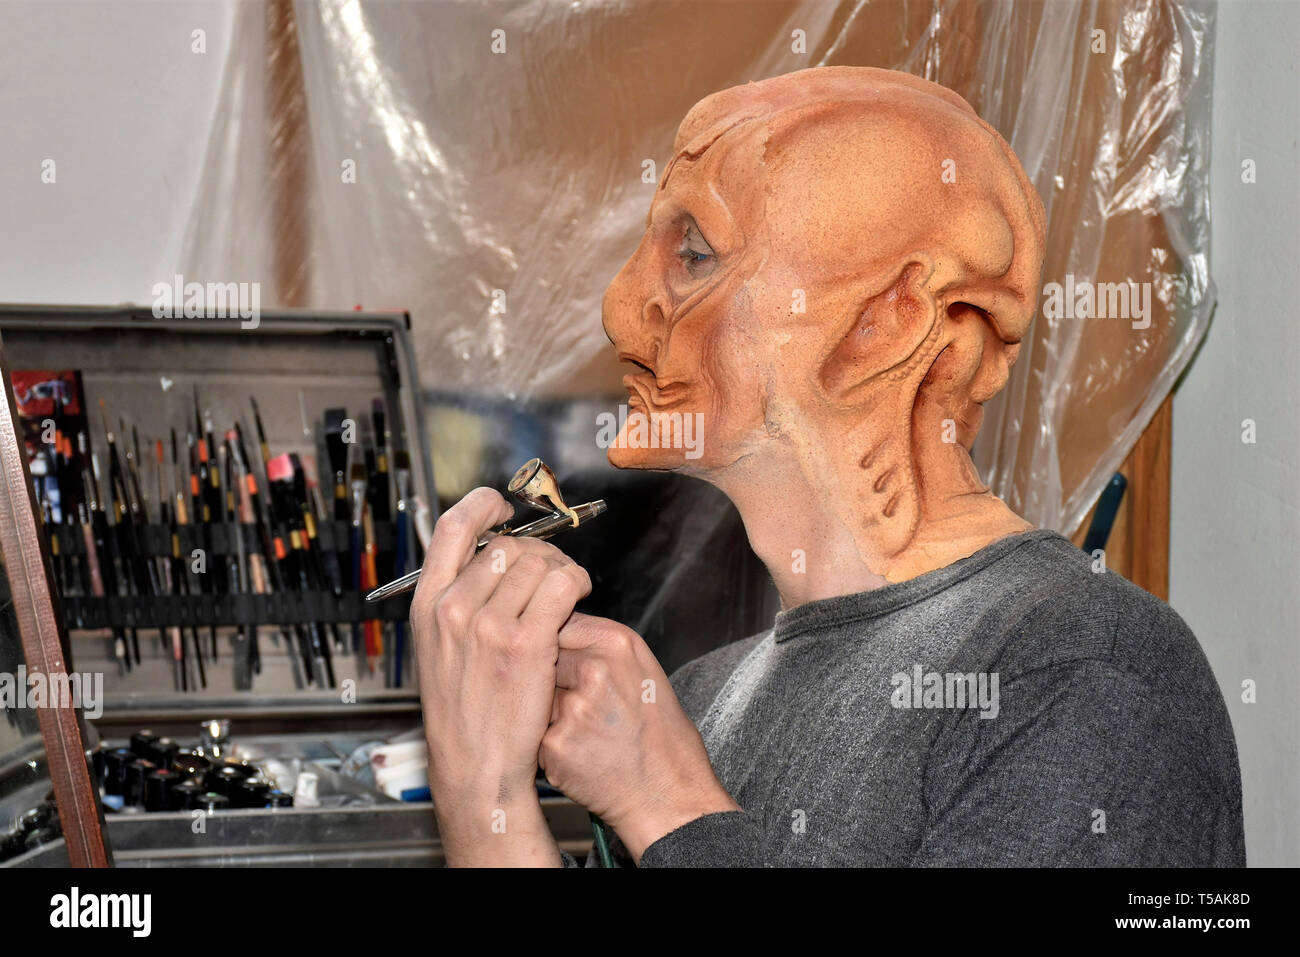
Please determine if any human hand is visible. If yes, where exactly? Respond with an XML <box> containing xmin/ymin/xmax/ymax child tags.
<box><xmin>538</xmin><ymin>612</ymin><xmax>739</xmax><ymax>861</ymax></box>
<box><xmin>410</xmin><ymin>487</ymin><xmax>591</xmax><ymax>865</ymax></box>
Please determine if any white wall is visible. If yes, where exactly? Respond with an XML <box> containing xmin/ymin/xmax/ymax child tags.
<box><xmin>1171</xmin><ymin>0</ymin><xmax>1300</xmax><ymax>866</ymax></box>
<box><xmin>0</xmin><ymin>0</ymin><xmax>232</xmax><ymax>303</ymax></box>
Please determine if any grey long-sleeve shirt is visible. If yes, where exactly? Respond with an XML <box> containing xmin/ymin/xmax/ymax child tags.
<box><xmin>572</xmin><ymin>528</ymin><xmax>1246</xmax><ymax>867</ymax></box>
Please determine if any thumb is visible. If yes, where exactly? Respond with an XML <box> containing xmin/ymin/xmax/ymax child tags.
<box><xmin>557</xmin><ymin>612</ymin><xmax>628</xmax><ymax>651</ymax></box>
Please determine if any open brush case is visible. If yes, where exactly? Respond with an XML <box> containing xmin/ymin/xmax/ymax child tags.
<box><xmin>0</xmin><ymin>305</ymin><xmax>599</xmax><ymax>865</ymax></box>
<box><xmin>0</xmin><ymin>306</ymin><xmax>433</xmax><ymax>703</ymax></box>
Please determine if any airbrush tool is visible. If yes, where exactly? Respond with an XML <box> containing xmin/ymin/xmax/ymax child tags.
<box><xmin>365</xmin><ymin>457</ymin><xmax>606</xmax><ymax>602</ymax></box>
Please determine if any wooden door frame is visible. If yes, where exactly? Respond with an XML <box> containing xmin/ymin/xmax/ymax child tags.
<box><xmin>0</xmin><ymin>336</ymin><xmax>111</xmax><ymax>866</ymax></box>
<box><xmin>1070</xmin><ymin>394</ymin><xmax>1172</xmax><ymax>600</ymax></box>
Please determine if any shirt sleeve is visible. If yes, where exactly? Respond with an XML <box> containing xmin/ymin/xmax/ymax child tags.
<box><xmin>911</xmin><ymin>658</ymin><xmax>1241</xmax><ymax>866</ymax></box>
<box><xmin>637</xmin><ymin>810</ymin><xmax>767</xmax><ymax>867</ymax></box>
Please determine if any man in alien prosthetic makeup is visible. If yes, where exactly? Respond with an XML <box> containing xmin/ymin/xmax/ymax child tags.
<box><xmin>412</xmin><ymin>67</ymin><xmax>1245</xmax><ymax>867</ymax></box>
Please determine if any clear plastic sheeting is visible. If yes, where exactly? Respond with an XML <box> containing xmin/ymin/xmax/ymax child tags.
<box><xmin>180</xmin><ymin>0</ymin><xmax>1214</xmax><ymax>540</ymax></box>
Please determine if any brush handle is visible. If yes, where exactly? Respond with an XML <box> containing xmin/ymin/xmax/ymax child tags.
<box><xmin>394</xmin><ymin>509</ymin><xmax>409</xmax><ymax>583</ymax></box>
<box><xmin>350</xmin><ymin>522</ymin><xmax>363</xmax><ymax>653</ymax></box>
<box><xmin>189</xmin><ymin>627</ymin><xmax>206</xmax><ymax>690</ymax></box>
<box><xmin>393</xmin><ymin>510</ymin><xmax>409</xmax><ymax>686</ymax></box>
<box><xmin>81</xmin><ymin>523</ymin><xmax>104</xmax><ymax>596</ymax></box>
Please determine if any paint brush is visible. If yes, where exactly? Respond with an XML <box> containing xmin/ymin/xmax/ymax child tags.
<box><xmin>232</xmin><ymin>422</ymin><xmax>306</xmax><ymax>688</ymax></box>
<box><xmin>361</xmin><ymin>504</ymin><xmax>382</xmax><ymax>674</ymax></box>
<box><xmin>223</xmin><ymin>436</ymin><xmax>256</xmax><ymax>688</ymax></box>
<box><xmin>323</xmin><ymin>408</ymin><xmax>349</xmax><ymax>522</ymax></box>
<box><xmin>250</xmin><ymin>395</ymin><xmax>272</xmax><ymax>469</ymax></box>
<box><xmin>268</xmin><ymin>454</ymin><xmax>335</xmax><ymax>688</ymax></box>
<box><xmin>348</xmin><ymin>457</ymin><xmax>367</xmax><ymax>657</ymax></box>
<box><xmin>392</xmin><ymin>449</ymin><xmax>411</xmax><ymax>686</ymax></box>
<box><xmin>185</xmin><ymin>429</ymin><xmax>216</xmax><ymax>663</ymax></box>
<box><xmin>170</xmin><ymin>430</ymin><xmax>206</xmax><ymax>690</ymax></box>
<box><xmin>100</xmin><ymin>402</ymin><xmax>145</xmax><ymax>664</ymax></box>
<box><xmin>88</xmin><ymin>450</ymin><xmax>129</xmax><ymax>673</ymax></box>
<box><xmin>370</xmin><ymin>399</ymin><xmax>391</xmax><ymax>523</ymax></box>
<box><xmin>289</xmin><ymin>454</ymin><xmax>347</xmax><ymax>654</ymax></box>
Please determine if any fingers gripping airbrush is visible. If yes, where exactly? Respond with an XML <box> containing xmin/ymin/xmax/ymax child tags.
<box><xmin>365</xmin><ymin>458</ymin><xmax>606</xmax><ymax>602</ymax></box>
<box><xmin>369</xmin><ymin>458</ymin><xmax>616</xmax><ymax>866</ymax></box>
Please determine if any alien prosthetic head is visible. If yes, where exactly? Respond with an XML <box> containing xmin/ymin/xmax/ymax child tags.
<box><xmin>602</xmin><ymin>67</ymin><xmax>1045</xmax><ymax>557</ymax></box>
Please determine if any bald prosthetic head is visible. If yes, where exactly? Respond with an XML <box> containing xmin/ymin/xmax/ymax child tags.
<box><xmin>602</xmin><ymin>67</ymin><xmax>1046</xmax><ymax>577</ymax></box>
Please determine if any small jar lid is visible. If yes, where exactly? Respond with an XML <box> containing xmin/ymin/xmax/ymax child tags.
<box><xmin>206</xmin><ymin>765</ymin><xmax>246</xmax><ymax>797</ymax></box>
<box><xmin>144</xmin><ymin>769</ymin><xmax>179</xmax><ymax>812</ymax></box>
<box><xmin>129</xmin><ymin>731</ymin><xmax>159</xmax><ymax>759</ymax></box>
<box><xmin>90</xmin><ymin>746</ymin><xmax>108</xmax><ymax>783</ymax></box>
<box><xmin>18</xmin><ymin>805</ymin><xmax>52</xmax><ymax>830</ymax></box>
<box><xmin>170</xmin><ymin>751</ymin><xmax>211</xmax><ymax>778</ymax></box>
<box><xmin>233</xmin><ymin>779</ymin><xmax>271</xmax><ymax>809</ymax></box>
<box><xmin>23</xmin><ymin>825</ymin><xmax>61</xmax><ymax>851</ymax></box>
<box><xmin>123</xmin><ymin>758</ymin><xmax>157</xmax><ymax>806</ymax></box>
<box><xmin>190</xmin><ymin>791</ymin><xmax>230</xmax><ymax>814</ymax></box>
<box><xmin>102</xmin><ymin>748</ymin><xmax>135</xmax><ymax>796</ymax></box>
<box><xmin>168</xmin><ymin>780</ymin><xmax>204</xmax><ymax>811</ymax></box>
<box><xmin>150</xmin><ymin>737</ymin><xmax>181</xmax><ymax>766</ymax></box>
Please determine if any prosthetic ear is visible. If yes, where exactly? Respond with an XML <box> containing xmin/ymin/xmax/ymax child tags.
<box><xmin>939</xmin><ymin>279</ymin><xmax>1036</xmax><ymax>406</ymax></box>
<box><xmin>818</xmin><ymin>260</ymin><xmax>939</xmax><ymax>401</ymax></box>
<box><xmin>814</xmin><ymin>261</ymin><xmax>939</xmax><ymax>558</ymax></box>
<box><xmin>933</xmin><ymin>175</ymin><xmax>1043</xmax><ymax>407</ymax></box>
